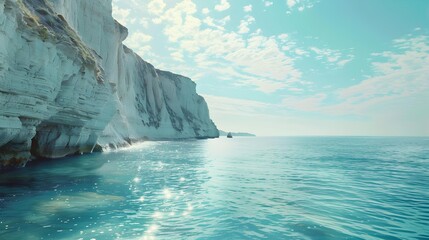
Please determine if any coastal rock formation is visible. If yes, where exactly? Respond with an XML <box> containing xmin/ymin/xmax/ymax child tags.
<box><xmin>0</xmin><ymin>0</ymin><xmax>218</xmax><ymax>169</ymax></box>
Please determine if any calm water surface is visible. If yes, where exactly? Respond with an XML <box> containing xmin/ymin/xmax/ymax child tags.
<box><xmin>1</xmin><ymin>137</ymin><xmax>429</xmax><ymax>239</ymax></box>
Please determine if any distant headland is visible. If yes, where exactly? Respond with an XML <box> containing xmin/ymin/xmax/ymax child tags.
<box><xmin>219</xmin><ymin>130</ymin><xmax>256</xmax><ymax>137</ymax></box>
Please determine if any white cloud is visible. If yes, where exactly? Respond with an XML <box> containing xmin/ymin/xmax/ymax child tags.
<box><xmin>265</xmin><ymin>1</ymin><xmax>274</xmax><ymax>7</ymax></box>
<box><xmin>282</xmin><ymin>35</ymin><xmax>429</xmax><ymax>119</ymax></box>
<box><xmin>202</xmin><ymin>15</ymin><xmax>231</xmax><ymax>30</ymax></box>
<box><xmin>244</xmin><ymin>4</ymin><xmax>252</xmax><ymax>12</ymax></box>
<box><xmin>219</xmin><ymin>34</ymin><xmax>302</xmax><ymax>91</ymax></box>
<box><xmin>371</xmin><ymin>36</ymin><xmax>429</xmax><ymax>75</ymax></box>
<box><xmin>152</xmin><ymin>18</ymin><xmax>162</xmax><ymax>24</ymax></box>
<box><xmin>287</xmin><ymin>0</ymin><xmax>297</xmax><ymax>8</ymax></box>
<box><xmin>238</xmin><ymin>15</ymin><xmax>255</xmax><ymax>34</ymax></box>
<box><xmin>112</xmin><ymin>5</ymin><xmax>132</xmax><ymax>25</ymax></box>
<box><xmin>124</xmin><ymin>32</ymin><xmax>153</xmax><ymax>57</ymax></box>
<box><xmin>125</xmin><ymin>32</ymin><xmax>153</xmax><ymax>47</ymax></box>
<box><xmin>337</xmin><ymin>59</ymin><xmax>352</xmax><ymax>67</ymax></box>
<box><xmin>147</xmin><ymin>0</ymin><xmax>166</xmax><ymax>15</ymax></box>
<box><xmin>215</xmin><ymin>0</ymin><xmax>231</xmax><ymax>12</ymax></box>
<box><xmin>164</xmin><ymin>15</ymin><xmax>201</xmax><ymax>42</ymax></box>
<box><xmin>203</xmin><ymin>94</ymin><xmax>272</xmax><ymax>116</ymax></box>
<box><xmin>241</xmin><ymin>78</ymin><xmax>288</xmax><ymax>93</ymax></box>
<box><xmin>310</xmin><ymin>47</ymin><xmax>354</xmax><ymax>67</ymax></box>
<box><xmin>131</xmin><ymin>45</ymin><xmax>152</xmax><ymax>58</ymax></box>
<box><xmin>112</xmin><ymin>0</ymin><xmax>428</xmax><ymax>136</ymax></box>
<box><xmin>219</xmin><ymin>16</ymin><xmax>231</xmax><ymax>26</ymax></box>
<box><xmin>203</xmin><ymin>17</ymin><xmax>216</xmax><ymax>28</ymax></box>
<box><xmin>170</xmin><ymin>51</ymin><xmax>184</xmax><ymax>62</ymax></box>
<box><xmin>125</xmin><ymin>0</ymin><xmax>303</xmax><ymax>93</ymax></box>
<box><xmin>278</xmin><ymin>33</ymin><xmax>289</xmax><ymax>42</ymax></box>
<box><xmin>251</xmin><ymin>28</ymin><xmax>262</xmax><ymax>36</ymax></box>
<box><xmin>238</xmin><ymin>24</ymin><xmax>250</xmax><ymax>34</ymax></box>
<box><xmin>286</xmin><ymin>0</ymin><xmax>317</xmax><ymax>12</ymax></box>
<box><xmin>282</xmin><ymin>93</ymin><xmax>326</xmax><ymax>112</ymax></box>
<box><xmin>180</xmin><ymin>29</ymin><xmax>302</xmax><ymax>93</ymax></box>
<box><xmin>294</xmin><ymin>48</ymin><xmax>307</xmax><ymax>56</ymax></box>
<box><xmin>338</xmin><ymin>36</ymin><xmax>429</xmax><ymax>107</ymax></box>
<box><xmin>180</xmin><ymin>40</ymin><xmax>200</xmax><ymax>53</ymax></box>
<box><xmin>202</xmin><ymin>8</ymin><xmax>210</xmax><ymax>14</ymax></box>
<box><xmin>154</xmin><ymin>0</ymin><xmax>199</xmax><ymax>42</ymax></box>
<box><xmin>140</xmin><ymin>18</ymin><xmax>150</xmax><ymax>28</ymax></box>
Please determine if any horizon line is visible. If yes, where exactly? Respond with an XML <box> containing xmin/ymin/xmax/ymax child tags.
<box><xmin>228</xmin><ymin>135</ymin><xmax>429</xmax><ymax>138</ymax></box>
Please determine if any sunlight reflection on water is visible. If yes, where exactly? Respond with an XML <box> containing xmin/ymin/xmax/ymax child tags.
<box><xmin>0</xmin><ymin>137</ymin><xmax>428</xmax><ymax>239</ymax></box>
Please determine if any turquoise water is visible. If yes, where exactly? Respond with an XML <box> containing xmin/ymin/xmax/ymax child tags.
<box><xmin>1</xmin><ymin>137</ymin><xmax>429</xmax><ymax>239</ymax></box>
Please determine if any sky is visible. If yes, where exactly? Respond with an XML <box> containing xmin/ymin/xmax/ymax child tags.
<box><xmin>112</xmin><ymin>0</ymin><xmax>429</xmax><ymax>136</ymax></box>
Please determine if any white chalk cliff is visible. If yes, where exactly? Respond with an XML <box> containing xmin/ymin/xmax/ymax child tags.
<box><xmin>0</xmin><ymin>0</ymin><xmax>219</xmax><ymax>169</ymax></box>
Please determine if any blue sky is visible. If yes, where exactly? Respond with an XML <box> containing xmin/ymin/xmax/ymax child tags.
<box><xmin>112</xmin><ymin>0</ymin><xmax>429</xmax><ymax>136</ymax></box>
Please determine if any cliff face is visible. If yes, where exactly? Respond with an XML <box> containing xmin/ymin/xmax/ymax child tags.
<box><xmin>0</xmin><ymin>0</ymin><xmax>219</xmax><ymax>169</ymax></box>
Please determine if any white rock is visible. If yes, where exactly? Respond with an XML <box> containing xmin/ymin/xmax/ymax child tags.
<box><xmin>0</xmin><ymin>0</ymin><xmax>218</xmax><ymax>169</ymax></box>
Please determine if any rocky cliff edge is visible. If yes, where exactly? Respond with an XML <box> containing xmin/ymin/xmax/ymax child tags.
<box><xmin>0</xmin><ymin>0</ymin><xmax>219</xmax><ymax>169</ymax></box>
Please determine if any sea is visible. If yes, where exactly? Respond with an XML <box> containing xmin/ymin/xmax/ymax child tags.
<box><xmin>0</xmin><ymin>137</ymin><xmax>428</xmax><ymax>240</ymax></box>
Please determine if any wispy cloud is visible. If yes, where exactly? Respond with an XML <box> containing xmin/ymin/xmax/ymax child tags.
<box><xmin>111</xmin><ymin>0</ymin><xmax>428</xmax><ymax>136</ymax></box>
<box><xmin>286</xmin><ymin>0</ymin><xmax>297</xmax><ymax>8</ymax></box>
<box><xmin>336</xmin><ymin>36</ymin><xmax>429</xmax><ymax>111</ymax></box>
<box><xmin>243</xmin><ymin>4</ymin><xmax>252</xmax><ymax>12</ymax></box>
<box><xmin>202</xmin><ymin>8</ymin><xmax>210</xmax><ymax>14</ymax></box>
<box><xmin>282</xmin><ymin>35</ymin><xmax>429</xmax><ymax>117</ymax></box>
<box><xmin>128</xmin><ymin>0</ymin><xmax>305</xmax><ymax>93</ymax></box>
<box><xmin>237</xmin><ymin>15</ymin><xmax>255</xmax><ymax>34</ymax></box>
<box><xmin>112</xmin><ymin>5</ymin><xmax>134</xmax><ymax>25</ymax></box>
<box><xmin>122</xmin><ymin>32</ymin><xmax>153</xmax><ymax>57</ymax></box>
<box><xmin>147</xmin><ymin>0</ymin><xmax>166</xmax><ymax>15</ymax></box>
<box><xmin>203</xmin><ymin>94</ymin><xmax>273</xmax><ymax>116</ymax></box>
<box><xmin>215</xmin><ymin>0</ymin><xmax>230</xmax><ymax>12</ymax></box>
<box><xmin>150</xmin><ymin>0</ymin><xmax>200</xmax><ymax>42</ymax></box>
<box><xmin>282</xmin><ymin>93</ymin><xmax>326</xmax><ymax>112</ymax></box>
<box><xmin>264</xmin><ymin>1</ymin><xmax>274</xmax><ymax>7</ymax></box>
<box><xmin>309</xmin><ymin>47</ymin><xmax>354</xmax><ymax>67</ymax></box>
<box><xmin>285</xmin><ymin>0</ymin><xmax>318</xmax><ymax>13</ymax></box>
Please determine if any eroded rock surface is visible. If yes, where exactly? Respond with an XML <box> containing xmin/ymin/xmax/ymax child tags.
<box><xmin>0</xmin><ymin>0</ymin><xmax>218</xmax><ymax>169</ymax></box>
